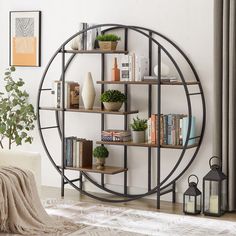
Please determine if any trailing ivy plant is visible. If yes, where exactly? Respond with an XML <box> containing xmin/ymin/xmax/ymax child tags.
<box><xmin>0</xmin><ymin>66</ymin><xmax>37</xmax><ymax>149</ymax></box>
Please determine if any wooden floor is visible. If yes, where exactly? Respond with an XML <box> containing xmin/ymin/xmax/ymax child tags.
<box><xmin>41</xmin><ymin>186</ymin><xmax>236</xmax><ymax>222</ymax></box>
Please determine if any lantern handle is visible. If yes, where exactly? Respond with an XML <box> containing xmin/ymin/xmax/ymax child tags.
<box><xmin>188</xmin><ymin>174</ymin><xmax>199</xmax><ymax>185</ymax></box>
<box><xmin>209</xmin><ymin>156</ymin><xmax>221</xmax><ymax>168</ymax></box>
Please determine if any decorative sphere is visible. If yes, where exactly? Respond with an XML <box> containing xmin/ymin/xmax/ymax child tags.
<box><xmin>154</xmin><ymin>63</ymin><xmax>170</xmax><ymax>77</ymax></box>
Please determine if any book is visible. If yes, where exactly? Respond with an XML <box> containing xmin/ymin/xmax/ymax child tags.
<box><xmin>53</xmin><ymin>80</ymin><xmax>62</xmax><ymax>108</ymax></box>
<box><xmin>120</xmin><ymin>55</ymin><xmax>132</xmax><ymax>81</ymax></box>
<box><xmin>143</xmin><ymin>75</ymin><xmax>178</xmax><ymax>82</ymax></box>
<box><xmin>79</xmin><ymin>140</ymin><xmax>93</xmax><ymax>168</ymax></box>
<box><xmin>182</xmin><ymin>116</ymin><xmax>196</xmax><ymax>146</ymax></box>
<box><xmin>151</xmin><ymin>114</ymin><xmax>156</xmax><ymax>143</ymax></box>
<box><xmin>101</xmin><ymin>130</ymin><xmax>131</xmax><ymax>142</ymax></box>
<box><xmin>167</xmin><ymin>114</ymin><xmax>173</xmax><ymax>145</ymax></box>
<box><xmin>147</xmin><ymin>117</ymin><xmax>151</xmax><ymax>143</ymax></box>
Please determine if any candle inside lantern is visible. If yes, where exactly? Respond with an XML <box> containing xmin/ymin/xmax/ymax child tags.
<box><xmin>209</xmin><ymin>195</ymin><xmax>219</xmax><ymax>214</ymax></box>
<box><xmin>186</xmin><ymin>201</ymin><xmax>195</xmax><ymax>213</ymax></box>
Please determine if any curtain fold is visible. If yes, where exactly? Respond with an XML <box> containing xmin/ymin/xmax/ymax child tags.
<box><xmin>214</xmin><ymin>0</ymin><xmax>236</xmax><ymax>211</ymax></box>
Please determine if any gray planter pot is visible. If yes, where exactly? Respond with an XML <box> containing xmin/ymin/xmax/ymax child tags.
<box><xmin>132</xmin><ymin>130</ymin><xmax>145</xmax><ymax>143</ymax></box>
<box><xmin>103</xmin><ymin>102</ymin><xmax>123</xmax><ymax>111</ymax></box>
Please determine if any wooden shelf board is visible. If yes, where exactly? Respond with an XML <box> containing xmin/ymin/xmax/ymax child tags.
<box><xmin>39</xmin><ymin>107</ymin><xmax>138</xmax><ymax>115</ymax></box>
<box><xmin>97</xmin><ymin>141</ymin><xmax>199</xmax><ymax>149</ymax></box>
<box><xmin>97</xmin><ymin>81</ymin><xmax>200</xmax><ymax>85</ymax></box>
<box><xmin>63</xmin><ymin>49</ymin><xmax>128</xmax><ymax>54</ymax></box>
<box><xmin>60</xmin><ymin>165</ymin><xmax>128</xmax><ymax>175</ymax></box>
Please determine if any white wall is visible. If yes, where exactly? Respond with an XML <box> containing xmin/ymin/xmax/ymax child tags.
<box><xmin>0</xmin><ymin>0</ymin><xmax>214</xmax><ymax>202</ymax></box>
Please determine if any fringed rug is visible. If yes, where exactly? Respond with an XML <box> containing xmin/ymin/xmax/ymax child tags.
<box><xmin>42</xmin><ymin>199</ymin><xmax>236</xmax><ymax>236</ymax></box>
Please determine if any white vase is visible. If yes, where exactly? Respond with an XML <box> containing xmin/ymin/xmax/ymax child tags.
<box><xmin>82</xmin><ymin>72</ymin><xmax>96</xmax><ymax>109</ymax></box>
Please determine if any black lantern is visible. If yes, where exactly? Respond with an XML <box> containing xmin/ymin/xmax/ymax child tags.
<box><xmin>183</xmin><ymin>174</ymin><xmax>201</xmax><ymax>215</ymax></box>
<box><xmin>203</xmin><ymin>156</ymin><xmax>227</xmax><ymax>216</ymax></box>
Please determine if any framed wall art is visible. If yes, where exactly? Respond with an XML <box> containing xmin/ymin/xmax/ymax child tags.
<box><xmin>9</xmin><ymin>11</ymin><xmax>41</xmax><ymax>67</ymax></box>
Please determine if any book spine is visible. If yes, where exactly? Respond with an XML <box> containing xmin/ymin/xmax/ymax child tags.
<box><xmin>175</xmin><ymin>115</ymin><xmax>180</xmax><ymax>145</ymax></box>
<box><xmin>151</xmin><ymin>114</ymin><xmax>156</xmax><ymax>143</ymax></box>
<box><xmin>179</xmin><ymin>118</ymin><xmax>183</xmax><ymax>146</ymax></box>
<box><xmin>75</xmin><ymin>140</ymin><xmax>80</xmax><ymax>168</ymax></box>
<box><xmin>66</xmin><ymin>138</ymin><xmax>73</xmax><ymax>167</ymax></box>
<box><xmin>160</xmin><ymin>115</ymin><xmax>164</xmax><ymax>145</ymax></box>
<box><xmin>72</xmin><ymin>138</ymin><xmax>77</xmax><ymax>167</ymax></box>
<box><xmin>167</xmin><ymin>114</ymin><xmax>172</xmax><ymax>145</ymax></box>
<box><xmin>182</xmin><ymin>116</ymin><xmax>196</xmax><ymax>146</ymax></box>
<box><xmin>171</xmin><ymin>115</ymin><xmax>176</xmax><ymax>145</ymax></box>
<box><xmin>163</xmin><ymin>115</ymin><xmax>168</xmax><ymax>145</ymax></box>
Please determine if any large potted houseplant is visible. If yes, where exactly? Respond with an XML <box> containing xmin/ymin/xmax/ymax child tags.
<box><xmin>93</xmin><ymin>145</ymin><xmax>109</xmax><ymax>170</ymax></box>
<box><xmin>96</xmin><ymin>34</ymin><xmax>121</xmax><ymax>51</ymax></box>
<box><xmin>130</xmin><ymin>116</ymin><xmax>147</xmax><ymax>143</ymax></box>
<box><xmin>100</xmin><ymin>89</ymin><xmax>126</xmax><ymax>111</ymax></box>
<box><xmin>0</xmin><ymin>66</ymin><xmax>37</xmax><ymax>149</ymax></box>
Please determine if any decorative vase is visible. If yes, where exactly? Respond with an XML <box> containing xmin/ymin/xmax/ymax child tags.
<box><xmin>154</xmin><ymin>63</ymin><xmax>170</xmax><ymax>77</ymax></box>
<box><xmin>98</xmin><ymin>41</ymin><xmax>118</xmax><ymax>51</ymax></box>
<box><xmin>96</xmin><ymin>158</ymin><xmax>105</xmax><ymax>170</ymax></box>
<box><xmin>103</xmin><ymin>102</ymin><xmax>123</xmax><ymax>111</ymax></box>
<box><xmin>132</xmin><ymin>130</ymin><xmax>145</xmax><ymax>143</ymax></box>
<box><xmin>82</xmin><ymin>72</ymin><xmax>96</xmax><ymax>109</ymax></box>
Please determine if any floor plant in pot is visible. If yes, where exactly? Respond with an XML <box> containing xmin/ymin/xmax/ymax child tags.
<box><xmin>93</xmin><ymin>145</ymin><xmax>109</xmax><ymax>170</ymax></box>
<box><xmin>101</xmin><ymin>89</ymin><xmax>126</xmax><ymax>111</ymax></box>
<box><xmin>96</xmin><ymin>34</ymin><xmax>121</xmax><ymax>51</ymax></box>
<box><xmin>0</xmin><ymin>66</ymin><xmax>37</xmax><ymax>149</ymax></box>
<box><xmin>130</xmin><ymin>116</ymin><xmax>147</xmax><ymax>143</ymax></box>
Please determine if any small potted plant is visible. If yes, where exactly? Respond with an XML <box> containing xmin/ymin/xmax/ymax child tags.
<box><xmin>130</xmin><ymin>116</ymin><xmax>147</xmax><ymax>143</ymax></box>
<box><xmin>100</xmin><ymin>89</ymin><xmax>126</xmax><ymax>111</ymax></box>
<box><xmin>96</xmin><ymin>34</ymin><xmax>121</xmax><ymax>51</ymax></box>
<box><xmin>93</xmin><ymin>145</ymin><xmax>109</xmax><ymax>170</ymax></box>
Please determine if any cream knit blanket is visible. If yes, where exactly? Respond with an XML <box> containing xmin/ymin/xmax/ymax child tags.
<box><xmin>0</xmin><ymin>166</ymin><xmax>80</xmax><ymax>235</ymax></box>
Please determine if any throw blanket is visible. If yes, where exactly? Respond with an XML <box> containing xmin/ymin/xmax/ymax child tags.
<box><xmin>0</xmin><ymin>166</ymin><xmax>79</xmax><ymax>235</ymax></box>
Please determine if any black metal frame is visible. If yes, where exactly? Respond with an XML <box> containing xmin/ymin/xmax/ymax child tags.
<box><xmin>36</xmin><ymin>24</ymin><xmax>206</xmax><ymax>208</ymax></box>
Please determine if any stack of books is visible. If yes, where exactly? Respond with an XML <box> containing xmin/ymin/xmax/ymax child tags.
<box><xmin>64</xmin><ymin>137</ymin><xmax>93</xmax><ymax>168</ymax></box>
<box><xmin>53</xmin><ymin>81</ymin><xmax>80</xmax><ymax>109</ymax></box>
<box><xmin>147</xmin><ymin>114</ymin><xmax>196</xmax><ymax>146</ymax></box>
<box><xmin>101</xmin><ymin>130</ymin><xmax>131</xmax><ymax>142</ymax></box>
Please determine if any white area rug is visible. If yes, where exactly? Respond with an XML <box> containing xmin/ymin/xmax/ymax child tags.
<box><xmin>42</xmin><ymin>199</ymin><xmax>236</xmax><ymax>236</ymax></box>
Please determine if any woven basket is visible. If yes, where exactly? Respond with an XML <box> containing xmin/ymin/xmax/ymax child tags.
<box><xmin>98</xmin><ymin>41</ymin><xmax>118</xmax><ymax>51</ymax></box>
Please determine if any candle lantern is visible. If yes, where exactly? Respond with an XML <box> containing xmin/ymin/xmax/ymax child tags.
<box><xmin>203</xmin><ymin>156</ymin><xmax>227</xmax><ymax>216</ymax></box>
<box><xmin>183</xmin><ymin>174</ymin><xmax>201</xmax><ymax>215</ymax></box>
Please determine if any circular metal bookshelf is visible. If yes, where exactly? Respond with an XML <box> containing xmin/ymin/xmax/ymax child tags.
<box><xmin>37</xmin><ymin>24</ymin><xmax>206</xmax><ymax>208</ymax></box>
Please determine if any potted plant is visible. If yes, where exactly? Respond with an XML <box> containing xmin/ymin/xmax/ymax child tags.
<box><xmin>96</xmin><ymin>34</ymin><xmax>121</xmax><ymax>51</ymax></box>
<box><xmin>93</xmin><ymin>145</ymin><xmax>109</xmax><ymax>170</ymax></box>
<box><xmin>0</xmin><ymin>66</ymin><xmax>37</xmax><ymax>149</ymax></box>
<box><xmin>100</xmin><ymin>89</ymin><xmax>126</xmax><ymax>111</ymax></box>
<box><xmin>130</xmin><ymin>116</ymin><xmax>147</xmax><ymax>143</ymax></box>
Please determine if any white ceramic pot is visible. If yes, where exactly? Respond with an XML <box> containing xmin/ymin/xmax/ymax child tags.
<box><xmin>82</xmin><ymin>72</ymin><xmax>96</xmax><ymax>109</ymax></box>
<box><xmin>103</xmin><ymin>102</ymin><xmax>123</xmax><ymax>111</ymax></box>
<box><xmin>132</xmin><ymin>130</ymin><xmax>145</xmax><ymax>143</ymax></box>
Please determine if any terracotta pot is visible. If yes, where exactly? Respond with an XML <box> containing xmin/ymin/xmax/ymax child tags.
<box><xmin>96</xmin><ymin>158</ymin><xmax>106</xmax><ymax>170</ymax></box>
<box><xmin>103</xmin><ymin>102</ymin><xmax>123</xmax><ymax>111</ymax></box>
<box><xmin>98</xmin><ymin>41</ymin><xmax>118</xmax><ymax>51</ymax></box>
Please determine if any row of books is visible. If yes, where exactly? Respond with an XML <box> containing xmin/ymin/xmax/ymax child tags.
<box><xmin>120</xmin><ymin>53</ymin><xmax>149</xmax><ymax>81</ymax></box>
<box><xmin>64</xmin><ymin>137</ymin><xmax>93</xmax><ymax>168</ymax></box>
<box><xmin>52</xmin><ymin>81</ymin><xmax>80</xmax><ymax>108</ymax></box>
<box><xmin>147</xmin><ymin>114</ymin><xmax>196</xmax><ymax>146</ymax></box>
<box><xmin>101</xmin><ymin>130</ymin><xmax>131</xmax><ymax>142</ymax></box>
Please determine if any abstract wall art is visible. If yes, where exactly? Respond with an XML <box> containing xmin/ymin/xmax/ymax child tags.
<box><xmin>9</xmin><ymin>11</ymin><xmax>41</xmax><ymax>67</ymax></box>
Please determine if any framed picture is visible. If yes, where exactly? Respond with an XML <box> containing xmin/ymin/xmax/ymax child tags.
<box><xmin>9</xmin><ymin>11</ymin><xmax>41</xmax><ymax>67</ymax></box>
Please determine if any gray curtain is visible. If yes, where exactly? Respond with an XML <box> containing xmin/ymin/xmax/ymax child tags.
<box><xmin>213</xmin><ymin>0</ymin><xmax>236</xmax><ymax>211</ymax></box>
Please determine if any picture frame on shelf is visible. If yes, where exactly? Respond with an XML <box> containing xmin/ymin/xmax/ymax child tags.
<box><xmin>9</xmin><ymin>11</ymin><xmax>41</xmax><ymax>67</ymax></box>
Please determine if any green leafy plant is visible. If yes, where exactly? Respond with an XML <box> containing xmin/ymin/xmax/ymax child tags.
<box><xmin>0</xmin><ymin>66</ymin><xmax>37</xmax><ymax>149</ymax></box>
<box><xmin>96</xmin><ymin>34</ymin><xmax>121</xmax><ymax>42</ymax></box>
<box><xmin>100</xmin><ymin>90</ymin><xmax>127</xmax><ymax>103</ymax></box>
<box><xmin>93</xmin><ymin>146</ymin><xmax>109</xmax><ymax>159</ymax></box>
<box><xmin>130</xmin><ymin>116</ymin><xmax>147</xmax><ymax>131</ymax></box>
